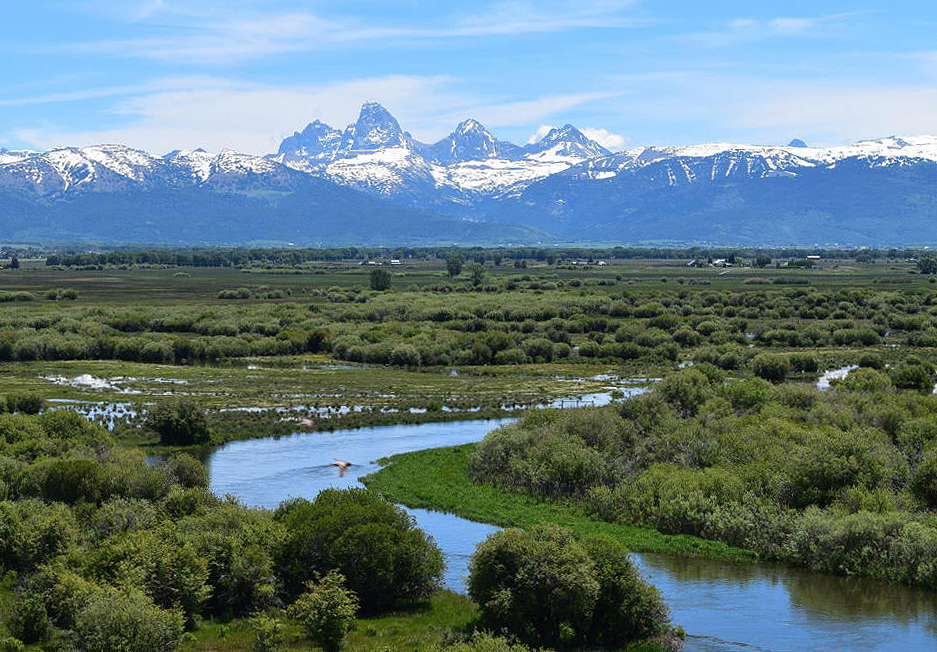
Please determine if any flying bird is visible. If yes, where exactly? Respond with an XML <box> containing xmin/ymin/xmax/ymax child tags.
<box><xmin>329</xmin><ymin>459</ymin><xmax>353</xmax><ymax>476</ymax></box>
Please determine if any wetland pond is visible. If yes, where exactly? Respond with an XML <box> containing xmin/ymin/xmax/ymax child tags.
<box><xmin>203</xmin><ymin>391</ymin><xmax>937</xmax><ymax>652</ymax></box>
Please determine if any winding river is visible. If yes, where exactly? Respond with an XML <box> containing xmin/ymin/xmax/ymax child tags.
<box><xmin>204</xmin><ymin>394</ymin><xmax>937</xmax><ymax>652</ymax></box>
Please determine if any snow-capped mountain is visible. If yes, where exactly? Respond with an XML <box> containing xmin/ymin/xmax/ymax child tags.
<box><xmin>422</xmin><ymin>119</ymin><xmax>523</xmax><ymax>165</ymax></box>
<box><xmin>5</xmin><ymin>101</ymin><xmax>937</xmax><ymax>245</ymax></box>
<box><xmin>274</xmin><ymin>102</ymin><xmax>612</xmax><ymax>202</ymax></box>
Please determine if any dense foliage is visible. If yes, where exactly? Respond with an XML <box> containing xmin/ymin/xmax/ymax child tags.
<box><xmin>0</xmin><ymin>412</ymin><xmax>443</xmax><ymax>650</ymax></box>
<box><xmin>45</xmin><ymin>245</ymin><xmax>897</xmax><ymax>269</ymax></box>
<box><xmin>274</xmin><ymin>488</ymin><xmax>444</xmax><ymax>611</ymax></box>
<box><xmin>469</xmin><ymin>525</ymin><xmax>670</xmax><ymax>649</ymax></box>
<box><xmin>470</xmin><ymin>369</ymin><xmax>937</xmax><ymax>588</ymax></box>
<box><xmin>6</xmin><ymin>281</ymin><xmax>937</xmax><ymax>373</ymax></box>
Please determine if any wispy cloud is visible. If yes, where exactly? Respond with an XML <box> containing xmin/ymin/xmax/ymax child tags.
<box><xmin>457</xmin><ymin>93</ymin><xmax>614</xmax><ymax>129</ymax></box>
<box><xmin>56</xmin><ymin>0</ymin><xmax>646</xmax><ymax>63</ymax></box>
<box><xmin>12</xmin><ymin>75</ymin><xmax>456</xmax><ymax>153</ymax></box>
<box><xmin>601</xmin><ymin>68</ymin><xmax>937</xmax><ymax>146</ymax></box>
<box><xmin>0</xmin><ymin>77</ymin><xmax>223</xmax><ymax>107</ymax></box>
<box><xmin>686</xmin><ymin>12</ymin><xmax>861</xmax><ymax>47</ymax></box>
<box><xmin>9</xmin><ymin>75</ymin><xmax>609</xmax><ymax>154</ymax></box>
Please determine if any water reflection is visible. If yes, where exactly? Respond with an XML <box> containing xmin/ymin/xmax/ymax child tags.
<box><xmin>637</xmin><ymin>553</ymin><xmax>937</xmax><ymax>652</ymax></box>
<box><xmin>203</xmin><ymin>412</ymin><xmax>937</xmax><ymax>652</ymax></box>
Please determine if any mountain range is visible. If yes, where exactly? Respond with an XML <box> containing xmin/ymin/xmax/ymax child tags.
<box><xmin>3</xmin><ymin>101</ymin><xmax>937</xmax><ymax>246</ymax></box>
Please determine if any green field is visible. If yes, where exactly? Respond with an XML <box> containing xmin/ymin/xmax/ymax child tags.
<box><xmin>3</xmin><ymin>248</ymin><xmax>937</xmax><ymax>651</ymax></box>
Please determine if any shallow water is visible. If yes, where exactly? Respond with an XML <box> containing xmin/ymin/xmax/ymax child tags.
<box><xmin>204</xmin><ymin>410</ymin><xmax>937</xmax><ymax>651</ymax></box>
<box><xmin>816</xmin><ymin>365</ymin><xmax>858</xmax><ymax>390</ymax></box>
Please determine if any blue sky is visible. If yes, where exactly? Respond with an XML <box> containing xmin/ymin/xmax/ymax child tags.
<box><xmin>3</xmin><ymin>1</ymin><xmax>937</xmax><ymax>154</ymax></box>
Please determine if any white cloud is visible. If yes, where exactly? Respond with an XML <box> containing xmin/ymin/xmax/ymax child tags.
<box><xmin>58</xmin><ymin>0</ymin><xmax>646</xmax><ymax>63</ymax></box>
<box><xmin>687</xmin><ymin>12</ymin><xmax>860</xmax><ymax>47</ymax></box>
<box><xmin>12</xmin><ymin>76</ymin><xmax>461</xmax><ymax>154</ymax></box>
<box><xmin>603</xmin><ymin>70</ymin><xmax>937</xmax><ymax>146</ymax></box>
<box><xmin>8</xmin><ymin>76</ymin><xmax>608</xmax><ymax>154</ymax></box>
<box><xmin>728</xmin><ymin>82</ymin><xmax>937</xmax><ymax>142</ymax></box>
<box><xmin>461</xmin><ymin>93</ymin><xmax>611</xmax><ymax>129</ymax></box>
<box><xmin>581</xmin><ymin>127</ymin><xmax>626</xmax><ymax>150</ymax></box>
<box><xmin>527</xmin><ymin>125</ymin><xmax>555</xmax><ymax>144</ymax></box>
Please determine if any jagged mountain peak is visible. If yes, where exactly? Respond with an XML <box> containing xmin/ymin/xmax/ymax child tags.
<box><xmin>278</xmin><ymin>120</ymin><xmax>342</xmax><ymax>160</ymax></box>
<box><xmin>345</xmin><ymin>101</ymin><xmax>408</xmax><ymax>151</ymax></box>
<box><xmin>423</xmin><ymin>118</ymin><xmax>523</xmax><ymax>165</ymax></box>
<box><xmin>455</xmin><ymin>118</ymin><xmax>487</xmax><ymax>134</ymax></box>
<box><xmin>526</xmin><ymin>124</ymin><xmax>610</xmax><ymax>159</ymax></box>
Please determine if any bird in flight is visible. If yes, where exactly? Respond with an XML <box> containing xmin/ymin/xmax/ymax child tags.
<box><xmin>329</xmin><ymin>459</ymin><xmax>353</xmax><ymax>476</ymax></box>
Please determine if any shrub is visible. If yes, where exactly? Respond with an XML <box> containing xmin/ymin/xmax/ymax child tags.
<box><xmin>250</xmin><ymin>613</ymin><xmax>284</xmax><ymax>652</ymax></box>
<box><xmin>389</xmin><ymin>344</ymin><xmax>421</xmax><ymax>367</ymax></box>
<box><xmin>789</xmin><ymin>353</ymin><xmax>819</xmax><ymax>373</ymax></box>
<box><xmin>494</xmin><ymin>348</ymin><xmax>527</xmax><ymax>365</ymax></box>
<box><xmin>145</xmin><ymin>399</ymin><xmax>213</xmax><ymax>446</ymax></box>
<box><xmin>69</xmin><ymin>587</ymin><xmax>184</xmax><ymax>652</ymax></box>
<box><xmin>720</xmin><ymin>377</ymin><xmax>774</xmax><ymax>412</ymax></box>
<box><xmin>274</xmin><ymin>489</ymin><xmax>443</xmax><ymax>611</ymax></box>
<box><xmin>911</xmin><ymin>450</ymin><xmax>937</xmax><ymax>509</ymax></box>
<box><xmin>8</xmin><ymin>594</ymin><xmax>49</xmax><ymax>644</ymax></box>
<box><xmin>469</xmin><ymin>524</ymin><xmax>668</xmax><ymax>649</ymax></box>
<box><xmin>658</xmin><ymin>369</ymin><xmax>711</xmax><ymax>416</ymax></box>
<box><xmin>160</xmin><ymin>453</ymin><xmax>209</xmax><ymax>489</ymax></box>
<box><xmin>580</xmin><ymin>535</ymin><xmax>669</xmax><ymax>646</ymax></box>
<box><xmin>430</xmin><ymin>634</ymin><xmax>536</xmax><ymax>652</ymax></box>
<box><xmin>41</xmin><ymin>459</ymin><xmax>109</xmax><ymax>504</ymax></box>
<box><xmin>751</xmin><ymin>353</ymin><xmax>789</xmax><ymax>383</ymax></box>
<box><xmin>288</xmin><ymin>571</ymin><xmax>359</xmax><ymax>652</ymax></box>
<box><xmin>5</xmin><ymin>393</ymin><xmax>44</xmax><ymax>415</ymax></box>
<box><xmin>857</xmin><ymin>352</ymin><xmax>885</xmax><ymax>369</ymax></box>
<box><xmin>837</xmin><ymin>368</ymin><xmax>892</xmax><ymax>392</ymax></box>
<box><xmin>889</xmin><ymin>363</ymin><xmax>934</xmax><ymax>391</ymax></box>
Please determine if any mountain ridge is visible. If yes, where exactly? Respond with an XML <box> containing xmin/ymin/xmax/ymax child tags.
<box><xmin>4</xmin><ymin>101</ymin><xmax>937</xmax><ymax>246</ymax></box>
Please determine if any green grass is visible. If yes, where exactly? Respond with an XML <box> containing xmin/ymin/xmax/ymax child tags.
<box><xmin>362</xmin><ymin>444</ymin><xmax>755</xmax><ymax>563</ymax></box>
<box><xmin>179</xmin><ymin>591</ymin><xmax>477</xmax><ymax>652</ymax></box>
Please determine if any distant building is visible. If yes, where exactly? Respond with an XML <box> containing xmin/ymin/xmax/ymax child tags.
<box><xmin>390</xmin><ymin>259</ymin><xmax>402</xmax><ymax>265</ymax></box>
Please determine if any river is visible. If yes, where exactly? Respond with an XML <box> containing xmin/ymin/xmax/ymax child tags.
<box><xmin>204</xmin><ymin>406</ymin><xmax>937</xmax><ymax>652</ymax></box>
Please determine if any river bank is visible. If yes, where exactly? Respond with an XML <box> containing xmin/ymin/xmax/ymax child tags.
<box><xmin>361</xmin><ymin>444</ymin><xmax>751</xmax><ymax>562</ymax></box>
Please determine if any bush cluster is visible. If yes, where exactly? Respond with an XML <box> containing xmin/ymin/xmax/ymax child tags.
<box><xmin>469</xmin><ymin>369</ymin><xmax>937</xmax><ymax>589</ymax></box>
<box><xmin>0</xmin><ymin>411</ymin><xmax>443</xmax><ymax>650</ymax></box>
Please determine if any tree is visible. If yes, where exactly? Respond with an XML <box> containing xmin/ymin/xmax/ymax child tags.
<box><xmin>469</xmin><ymin>524</ymin><xmax>598</xmax><ymax>647</ymax></box>
<box><xmin>144</xmin><ymin>399</ymin><xmax>213</xmax><ymax>446</ymax></box>
<box><xmin>288</xmin><ymin>571</ymin><xmax>359</xmax><ymax>652</ymax></box>
<box><xmin>9</xmin><ymin>256</ymin><xmax>19</xmax><ymax>269</ymax></box>
<box><xmin>917</xmin><ymin>257</ymin><xmax>937</xmax><ymax>275</ymax></box>
<box><xmin>467</xmin><ymin>262</ymin><xmax>485</xmax><ymax>287</ymax></box>
<box><xmin>446</xmin><ymin>256</ymin><xmax>463</xmax><ymax>278</ymax></box>
<box><xmin>468</xmin><ymin>525</ymin><xmax>669</xmax><ymax>649</ymax></box>
<box><xmin>369</xmin><ymin>268</ymin><xmax>391</xmax><ymax>291</ymax></box>
<box><xmin>274</xmin><ymin>488</ymin><xmax>443</xmax><ymax>611</ymax></box>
